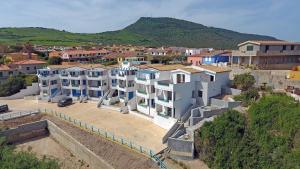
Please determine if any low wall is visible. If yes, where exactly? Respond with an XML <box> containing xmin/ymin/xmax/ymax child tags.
<box><xmin>0</xmin><ymin>120</ymin><xmax>114</xmax><ymax>169</ymax></box>
<box><xmin>222</xmin><ymin>87</ymin><xmax>242</xmax><ymax>96</ymax></box>
<box><xmin>211</xmin><ymin>98</ymin><xmax>241</xmax><ymax>108</ymax></box>
<box><xmin>162</xmin><ymin>121</ymin><xmax>183</xmax><ymax>144</ymax></box>
<box><xmin>168</xmin><ymin>138</ymin><xmax>194</xmax><ymax>160</ymax></box>
<box><xmin>0</xmin><ymin>120</ymin><xmax>48</xmax><ymax>143</ymax></box>
<box><xmin>0</xmin><ymin>83</ymin><xmax>39</xmax><ymax>100</ymax></box>
<box><xmin>47</xmin><ymin>121</ymin><xmax>114</xmax><ymax>169</ymax></box>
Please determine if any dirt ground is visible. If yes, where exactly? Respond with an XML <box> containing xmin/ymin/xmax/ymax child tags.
<box><xmin>3</xmin><ymin>114</ymin><xmax>158</xmax><ymax>169</ymax></box>
<box><xmin>16</xmin><ymin>136</ymin><xmax>90</xmax><ymax>169</ymax></box>
<box><xmin>1</xmin><ymin>99</ymin><xmax>166</xmax><ymax>152</ymax></box>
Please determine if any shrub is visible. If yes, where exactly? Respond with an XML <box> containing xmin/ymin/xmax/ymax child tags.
<box><xmin>0</xmin><ymin>137</ymin><xmax>60</xmax><ymax>169</ymax></box>
<box><xmin>47</xmin><ymin>56</ymin><xmax>62</xmax><ymax>65</ymax></box>
<box><xmin>234</xmin><ymin>87</ymin><xmax>260</xmax><ymax>106</ymax></box>
<box><xmin>233</xmin><ymin>73</ymin><xmax>256</xmax><ymax>91</ymax></box>
<box><xmin>0</xmin><ymin>76</ymin><xmax>26</xmax><ymax>97</ymax></box>
<box><xmin>196</xmin><ymin>94</ymin><xmax>300</xmax><ymax>169</ymax></box>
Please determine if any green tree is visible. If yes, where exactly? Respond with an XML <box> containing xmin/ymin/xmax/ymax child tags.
<box><xmin>196</xmin><ymin>94</ymin><xmax>300</xmax><ymax>169</ymax></box>
<box><xmin>233</xmin><ymin>73</ymin><xmax>256</xmax><ymax>91</ymax></box>
<box><xmin>0</xmin><ymin>76</ymin><xmax>26</xmax><ymax>97</ymax></box>
<box><xmin>48</xmin><ymin>56</ymin><xmax>62</xmax><ymax>65</ymax></box>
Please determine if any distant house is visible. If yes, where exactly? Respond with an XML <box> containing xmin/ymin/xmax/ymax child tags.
<box><xmin>0</xmin><ymin>65</ymin><xmax>19</xmax><ymax>84</ymax></box>
<box><xmin>6</xmin><ymin>52</ymin><xmax>39</xmax><ymax>62</ymax></box>
<box><xmin>48</xmin><ymin>50</ymin><xmax>62</xmax><ymax>58</ymax></box>
<box><xmin>232</xmin><ymin>40</ymin><xmax>300</xmax><ymax>69</ymax></box>
<box><xmin>103</xmin><ymin>51</ymin><xmax>147</xmax><ymax>64</ymax></box>
<box><xmin>187</xmin><ymin>50</ymin><xmax>231</xmax><ymax>66</ymax></box>
<box><xmin>61</xmin><ymin>49</ymin><xmax>110</xmax><ymax>62</ymax></box>
<box><xmin>11</xmin><ymin>60</ymin><xmax>46</xmax><ymax>74</ymax></box>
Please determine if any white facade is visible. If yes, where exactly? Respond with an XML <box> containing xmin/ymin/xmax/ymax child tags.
<box><xmin>37</xmin><ymin>63</ymin><xmax>230</xmax><ymax>129</ymax></box>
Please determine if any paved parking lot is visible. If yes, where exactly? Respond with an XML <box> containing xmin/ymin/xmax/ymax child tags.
<box><xmin>1</xmin><ymin>99</ymin><xmax>167</xmax><ymax>152</ymax></box>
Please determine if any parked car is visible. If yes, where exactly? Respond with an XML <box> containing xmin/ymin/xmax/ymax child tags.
<box><xmin>0</xmin><ymin>104</ymin><xmax>9</xmax><ymax>114</ymax></box>
<box><xmin>57</xmin><ymin>97</ymin><xmax>73</xmax><ymax>107</ymax></box>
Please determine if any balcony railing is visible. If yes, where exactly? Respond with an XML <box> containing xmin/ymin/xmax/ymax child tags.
<box><xmin>158</xmin><ymin>111</ymin><xmax>171</xmax><ymax>118</ymax></box>
<box><xmin>119</xmin><ymin>85</ymin><xmax>126</xmax><ymax>88</ymax></box>
<box><xmin>137</xmin><ymin>77</ymin><xmax>147</xmax><ymax>81</ymax></box>
<box><xmin>137</xmin><ymin>89</ymin><xmax>147</xmax><ymax>94</ymax></box>
<box><xmin>157</xmin><ymin>80</ymin><xmax>171</xmax><ymax>86</ymax></box>
<box><xmin>138</xmin><ymin>103</ymin><xmax>148</xmax><ymax>108</ymax></box>
<box><xmin>157</xmin><ymin>96</ymin><xmax>171</xmax><ymax>102</ymax></box>
<box><xmin>71</xmin><ymin>84</ymin><xmax>80</xmax><ymax>87</ymax></box>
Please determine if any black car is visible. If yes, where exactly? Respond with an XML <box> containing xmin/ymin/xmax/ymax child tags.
<box><xmin>57</xmin><ymin>97</ymin><xmax>73</xmax><ymax>107</ymax></box>
<box><xmin>0</xmin><ymin>104</ymin><xmax>9</xmax><ymax>114</ymax></box>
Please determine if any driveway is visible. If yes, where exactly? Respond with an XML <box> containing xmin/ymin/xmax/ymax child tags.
<box><xmin>1</xmin><ymin>99</ymin><xmax>167</xmax><ymax>152</ymax></box>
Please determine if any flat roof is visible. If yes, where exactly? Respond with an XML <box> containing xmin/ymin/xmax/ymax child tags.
<box><xmin>238</xmin><ymin>40</ymin><xmax>300</xmax><ymax>46</ymax></box>
<box><xmin>138</xmin><ymin>64</ymin><xmax>185</xmax><ymax>71</ymax></box>
<box><xmin>196</xmin><ymin>65</ymin><xmax>231</xmax><ymax>73</ymax></box>
<box><xmin>178</xmin><ymin>67</ymin><xmax>202</xmax><ymax>74</ymax></box>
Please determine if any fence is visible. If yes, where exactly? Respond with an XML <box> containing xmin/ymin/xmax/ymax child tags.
<box><xmin>41</xmin><ymin>108</ymin><xmax>168</xmax><ymax>169</ymax></box>
<box><xmin>0</xmin><ymin>111</ymin><xmax>40</xmax><ymax>121</ymax></box>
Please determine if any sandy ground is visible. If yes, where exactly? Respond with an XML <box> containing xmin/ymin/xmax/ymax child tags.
<box><xmin>16</xmin><ymin>136</ymin><xmax>90</xmax><ymax>169</ymax></box>
<box><xmin>2</xmin><ymin>99</ymin><xmax>166</xmax><ymax>152</ymax></box>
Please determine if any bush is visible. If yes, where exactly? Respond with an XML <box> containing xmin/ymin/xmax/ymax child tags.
<box><xmin>23</xmin><ymin>74</ymin><xmax>38</xmax><ymax>86</ymax></box>
<box><xmin>0</xmin><ymin>76</ymin><xmax>26</xmax><ymax>97</ymax></box>
<box><xmin>47</xmin><ymin>56</ymin><xmax>62</xmax><ymax>65</ymax></box>
<box><xmin>0</xmin><ymin>137</ymin><xmax>60</xmax><ymax>169</ymax></box>
<box><xmin>196</xmin><ymin>94</ymin><xmax>300</xmax><ymax>169</ymax></box>
<box><xmin>233</xmin><ymin>73</ymin><xmax>256</xmax><ymax>91</ymax></box>
<box><xmin>234</xmin><ymin>87</ymin><xmax>260</xmax><ymax>106</ymax></box>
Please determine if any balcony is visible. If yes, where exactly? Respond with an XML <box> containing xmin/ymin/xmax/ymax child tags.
<box><xmin>155</xmin><ymin>96</ymin><xmax>173</xmax><ymax>108</ymax></box>
<box><xmin>157</xmin><ymin>80</ymin><xmax>170</xmax><ymax>86</ymax></box>
<box><xmin>137</xmin><ymin>88</ymin><xmax>147</xmax><ymax>94</ymax></box>
<box><xmin>71</xmin><ymin>83</ymin><xmax>80</xmax><ymax>87</ymax></box>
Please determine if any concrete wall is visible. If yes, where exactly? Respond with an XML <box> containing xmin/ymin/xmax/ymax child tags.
<box><xmin>211</xmin><ymin>98</ymin><xmax>241</xmax><ymax>109</ymax></box>
<box><xmin>0</xmin><ymin>120</ymin><xmax>48</xmax><ymax>143</ymax></box>
<box><xmin>47</xmin><ymin>121</ymin><xmax>113</xmax><ymax>169</ymax></box>
<box><xmin>222</xmin><ymin>87</ymin><xmax>242</xmax><ymax>96</ymax></box>
<box><xmin>0</xmin><ymin>83</ymin><xmax>39</xmax><ymax>100</ymax></box>
<box><xmin>167</xmin><ymin>138</ymin><xmax>194</xmax><ymax>160</ymax></box>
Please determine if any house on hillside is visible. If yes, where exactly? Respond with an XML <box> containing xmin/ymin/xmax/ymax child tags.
<box><xmin>11</xmin><ymin>60</ymin><xmax>46</xmax><ymax>74</ymax></box>
<box><xmin>187</xmin><ymin>50</ymin><xmax>231</xmax><ymax>66</ymax></box>
<box><xmin>232</xmin><ymin>40</ymin><xmax>300</xmax><ymax>69</ymax></box>
<box><xmin>0</xmin><ymin>65</ymin><xmax>19</xmax><ymax>84</ymax></box>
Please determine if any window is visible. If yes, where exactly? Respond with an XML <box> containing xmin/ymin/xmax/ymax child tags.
<box><xmin>198</xmin><ymin>91</ymin><xmax>203</xmax><ymax>97</ymax></box>
<box><xmin>265</xmin><ymin>45</ymin><xmax>269</xmax><ymax>52</ymax></box>
<box><xmin>246</xmin><ymin>46</ymin><xmax>254</xmax><ymax>51</ymax></box>
<box><xmin>210</xmin><ymin>75</ymin><xmax>215</xmax><ymax>82</ymax></box>
<box><xmin>26</xmin><ymin>67</ymin><xmax>30</xmax><ymax>70</ymax></box>
<box><xmin>283</xmin><ymin>45</ymin><xmax>286</xmax><ymax>51</ymax></box>
<box><xmin>0</xmin><ymin>72</ymin><xmax>3</xmax><ymax>77</ymax></box>
<box><xmin>291</xmin><ymin>45</ymin><xmax>295</xmax><ymax>50</ymax></box>
<box><xmin>8</xmin><ymin>71</ymin><xmax>13</xmax><ymax>75</ymax></box>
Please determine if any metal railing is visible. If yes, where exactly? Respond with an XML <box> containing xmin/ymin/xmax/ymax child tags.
<box><xmin>41</xmin><ymin>108</ymin><xmax>168</xmax><ymax>169</ymax></box>
<box><xmin>0</xmin><ymin>111</ymin><xmax>40</xmax><ymax>121</ymax></box>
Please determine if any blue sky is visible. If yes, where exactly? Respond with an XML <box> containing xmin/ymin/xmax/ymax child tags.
<box><xmin>0</xmin><ymin>0</ymin><xmax>299</xmax><ymax>41</ymax></box>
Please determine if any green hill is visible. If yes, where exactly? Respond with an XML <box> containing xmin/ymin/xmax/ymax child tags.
<box><xmin>0</xmin><ymin>17</ymin><xmax>276</xmax><ymax>49</ymax></box>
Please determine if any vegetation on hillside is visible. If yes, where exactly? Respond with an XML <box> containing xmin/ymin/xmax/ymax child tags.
<box><xmin>195</xmin><ymin>94</ymin><xmax>300</xmax><ymax>169</ymax></box>
<box><xmin>0</xmin><ymin>137</ymin><xmax>60</xmax><ymax>169</ymax></box>
<box><xmin>0</xmin><ymin>17</ymin><xmax>276</xmax><ymax>49</ymax></box>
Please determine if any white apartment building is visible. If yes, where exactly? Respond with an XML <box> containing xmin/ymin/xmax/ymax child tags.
<box><xmin>37</xmin><ymin>63</ymin><xmax>230</xmax><ymax>129</ymax></box>
<box><xmin>37</xmin><ymin>64</ymin><xmax>109</xmax><ymax>101</ymax></box>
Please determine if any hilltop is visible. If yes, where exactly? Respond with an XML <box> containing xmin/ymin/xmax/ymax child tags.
<box><xmin>0</xmin><ymin>17</ymin><xmax>277</xmax><ymax>49</ymax></box>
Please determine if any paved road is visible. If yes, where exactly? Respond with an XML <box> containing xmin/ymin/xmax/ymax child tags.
<box><xmin>1</xmin><ymin>99</ymin><xmax>167</xmax><ymax>152</ymax></box>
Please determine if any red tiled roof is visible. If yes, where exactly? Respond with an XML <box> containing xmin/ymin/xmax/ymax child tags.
<box><xmin>63</xmin><ymin>49</ymin><xmax>110</xmax><ymax>55</ymax></box>
<box><xmin>103</xmin><ymin>51</ymin><xmax>137</xmax><ymax>59</ymax></box>
<box><xmin>13</xmin><ymin>60</ymin><xmax>46</xmax><ymax>65</ymax></box>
